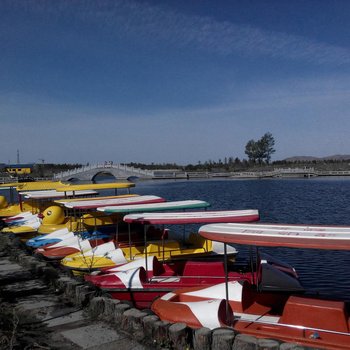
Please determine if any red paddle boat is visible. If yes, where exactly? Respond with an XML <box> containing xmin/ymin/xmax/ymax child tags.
<box><xmin>151</xmin><ymin>223</ymin><xmax>350</xmax><ymax>350</ymax></box>
<box><xmin>84</xmin><ymin>213</ymin><xmax>303</xmax><ymax>309</ymax></box>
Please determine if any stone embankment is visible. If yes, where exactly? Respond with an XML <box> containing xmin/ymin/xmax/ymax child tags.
<box><xmin>0</xmin><ymin>234</ymin><xmax>317</xmax><ymax>350</ymax></box>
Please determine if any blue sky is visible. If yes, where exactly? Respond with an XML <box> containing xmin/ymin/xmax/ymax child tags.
<box><xmin>1</xmin><ymin>0</ymin><xmax>350</xmax><ymax>165</ymax></box>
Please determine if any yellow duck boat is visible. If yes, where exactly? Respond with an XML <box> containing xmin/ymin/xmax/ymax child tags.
<box><xmin>1</xmin><ymin>182</ymin><xmax>136</xmax><ymax>240</ymax></box>
<box><xmin>0</xmin><ymin>180</ymin><xmax>70</xmax><ymax>218</ymax></box>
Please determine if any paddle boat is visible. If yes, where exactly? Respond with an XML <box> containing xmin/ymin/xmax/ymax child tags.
<box><xmin>39</xmin><ymin>200</ymin><xmax>211</xmax><ymax>263</ymax></box>
<box><xmin>0</xmin><ymin>180</ymin><xmax>71</xmax><ymax>218</ymax></box>
<box><xmin>61</xmin><ymin>201</ymin><xmax>226</xmax><ymax>274</ymax></box>
<box><xmin>36</xmin><ymin>182</ymin><xmax>136</xmax><ymax>235</ymax></box>
<box><xmin>62</xmin><ymin>209</ymin><xmax>259</xmax><ymax>276</ymax></box>
<box><xmin>26</xmin><ymin>195</ymin><xmax>165</xmax><ymax>248</ymax></box>
<box><xmin>1</xmin><ymin>189</ymin><xmax>99</xmax><ymax>240</ymax></box>
<box><xmin>0</xmin><ymin>181</ymin><xmax>135</xmax><ymax>233</ymax></box>
<box><xmin>86</xmin><ymin>252</ymin><xmax>301</xmax><ymax>309</ymax></box>
<box><xmin>80</xmin><ymin>210</ymin><xmax>302</xmax><ymax>310</ymax></box>
<box><xmin>151</xmin><ymin>223</ymin><xmax>350</xmax><ymax>350</ymax></box>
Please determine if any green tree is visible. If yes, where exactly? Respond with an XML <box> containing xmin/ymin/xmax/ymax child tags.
<box><xmin>245</xmin><ymin>139</ymin><xmax>259</xmax><ymax>162</ymax></box>
<box><xmin>259</xmin><ymin>132</ymin><xmax>276</xmax><ymax>164</ymax></box>
<box><xmin>244</xmin><ymin>132</ymin><xmax>276</xmax><ymax>164</ymax></box>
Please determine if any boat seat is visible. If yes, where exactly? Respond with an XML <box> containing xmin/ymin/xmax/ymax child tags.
<box><xmin>152</xmin><ymin>256</ymin><xmax>165</xmax><ymax>275</ymax></box>
<box><xmin>183</xmin><ymin>260</ymin><xmax>225</xmax><ymax>277</ymax></box>
<box><xmin>145</xmin><ymin>240</ymin><xmax>181</xmax><ymax>254</ymax></box>
<box><xmin>186</xmin><ymin>233</ymin><xmax>212</xmax><ymax>252</ymax></box>
<box><xmin>280</xmin><ymin>296</ymin><xmax>349</xmax><ymax>332</ymax></box>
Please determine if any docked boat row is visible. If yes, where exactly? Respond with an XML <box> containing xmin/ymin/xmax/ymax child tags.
<box><xmin>0</xmin><ymin>181</ymin><xmax>135</xmax><ymax>225</ymax></box>
<box><xmin>1</xmin><ymin>179</ymin><xmax>350</xmax><ymax>349</ymax></box>
<box><xmin>0</xmin><ymin>180</ymin><xmax>259</xmax><ymax>279</ymax></box>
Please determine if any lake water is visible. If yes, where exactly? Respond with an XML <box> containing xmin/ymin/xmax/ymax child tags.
<box><xmin>132</xmin><ymin>177</ymin><xmax>350</xmax><ymax>301</ymax></box>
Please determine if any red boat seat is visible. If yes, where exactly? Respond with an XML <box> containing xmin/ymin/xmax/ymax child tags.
<box><xmin>280</xmin><ymin>296</ymin><xmax>350</xmax><ymax>332</ymax></box>
<box><xmin>152</xmin><ymin>256</ymin><xmax>166</xmax><ymax>275</ymax></box>
<box><xmin>183</xmin><ymin>261</ymin><xmax>225</xmax><ymax>277</ymax></box>
<box><xmin>138</xmin><ymin>266</ymin><xmax>148</xmax><ymax>283</ymax></box>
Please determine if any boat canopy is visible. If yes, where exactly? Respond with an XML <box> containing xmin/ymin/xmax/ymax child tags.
<box><xmin>56</xmin><ymin>182</ymin><xmax>135</xmax><ymax>192</ymax></box>
<box><xmin>123</xmin><ymin>209</ymin><xmax>259</xmax><ymax>225</ymax></box>
<box><xmin>98</xmin><ymin>200</ymin><xmax>210</xmax><ymax>213</ymax></box>
<box><xmin>198</xmin><ymin>223</ymin><xmax>350</xmax><ymax>250</ymax></box>
<box><xmin>19</xmin><ymin>189</ymin><xmax>98</xmax><ymax>199</ymax></box>
<box><xmin>55</xmin><ymin>194</ymin><xmax>137</xmax><ymax>205</ymax></box>
<box><xmin>0</xmin><ymin>181</ymin><xmax>67</xmax><ymax>191</ymax></box>
<box><xmin>60</xmin><ymin>195</ymin><xmax>166</xmax><ymax>210</ymax></box>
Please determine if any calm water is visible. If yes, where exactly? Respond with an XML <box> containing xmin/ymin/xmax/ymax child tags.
<box><xmin>132</xmin><ymin>177</ymin><xmax>350</xmax><ymax>301</ymax></box>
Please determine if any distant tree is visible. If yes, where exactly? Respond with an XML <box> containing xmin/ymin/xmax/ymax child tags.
<box><xmin>259</xmin><ymin>132</ymin><xmax>276</xmax><ymax>164</ymax></box>
<box><xmin>245</xmin><ymin>132</ymin><xmax>276</xmax><ymax>164</ymax></box>
<box><xmin>245</xmin><ymin>139</ymin><xmax>259</xmax><ymax>162</ymax></box>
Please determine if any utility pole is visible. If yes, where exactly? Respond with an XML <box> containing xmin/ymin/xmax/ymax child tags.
<box><xmin>17</xmin><ymin>149</ymin><xmax>20</xmax><ymax>164</ymax></box>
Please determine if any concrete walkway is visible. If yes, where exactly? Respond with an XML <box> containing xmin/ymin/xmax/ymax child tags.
<box><xmin>0</xmin><ymin>251</ymin><xmax>152</xmax><ymax>349</ymax></box>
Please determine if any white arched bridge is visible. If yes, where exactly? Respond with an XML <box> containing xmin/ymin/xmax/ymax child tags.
<box><xmin>53</xmin><ymin>163</ymin><xmax>154</xmax><ymax>181</ymax></box>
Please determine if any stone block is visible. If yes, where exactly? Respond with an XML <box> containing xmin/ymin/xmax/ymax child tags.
<box><xmin>54</xmin><ymin>276</ymin><xmax>74</xmax><ymax>292</ymax></box>
<box><xmin>258</xmin><ymin>338</ymin><xmax>280</xmax><ymax>350</ymax></box>
<box><xmin>143</xmin><ymin>314</ymin><xmax>159</xmax><ymax>339</ymax></box>
<box><xmin>88</xmin><ymin>297</ymin><xmax>106</xmax><ymax>319</ymax></box>
<box><xmin>121</xmin><ymin>308</ymin><xmax>148</xmax><ymax>341</ymax></box>
<box><xmin>102</xmin><ymin>298</ymin><xmax>121</xmax><ymax>321</ymax></box>
<box><xmin>193</xmin><ymin>327</ymin><xmax>212</xmax><ymax>350</ymax></box>
<box><xmin>168</xmin><ymin>323</ymin><xmax>190</xmax><ymax>350</ymax></box>
<box><xmin>152</xmin><ymin>320</ymin><xmax>170</xmax><ymax>347</ymax></box>
<box><xmin>114</xmin><ymin>302</ymin><xmax>131</xmax><ymax>324</ymax></box>
<box><xmin>212</xmin><ymin>328</ymin><xmax>236</xmax><ymax>350</ymax></box>
<box><xmin>64</xmin><ymin>279</ymin><xmax>83</xmax><ymax>300</ymax></box>
<box><xmin>233</xmin><ymin>333</ymin><xmax>258</xmax><ymax>350</ymax></box>
<box><xmin>75</xmin><ymin>284</ymin><xmax>94</xmax><ymax>306</ymax></box>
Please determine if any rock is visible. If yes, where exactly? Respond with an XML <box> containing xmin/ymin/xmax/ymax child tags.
<box><xmin>75</xmin><ymin>284</ymin><xmax>94</xmax><ymax>306</ymax></box>
<box><xmin>193</xmin><ymin>327</ymin><xmax>212</xmax><ymax>350</ymax></box>
<box><xmin>232</xmin><ymin>334</ymin><xmax>258</xmax><ymax>350</ymax></box>
<box><xmin>88</xmin><ymin>297</ymin><xmax>106</xmax><ymax>318</ymax></box>
<box><xmin>168</xmin><ymin>323</ymin><xmax>190</xmax><ymax>350</ymax></box>
<box><xmin>258</xmin><ymin>338</ymin><xmax>280</xmax><ymax>349</ymax></box>
<box><xmin>102</xmin><ymin>298</ymin><xmax>121</xmax><ymax>321</ymax></box>
<box><xmin>143</xmin><ymin>314</ymin><xmax>159</xmax><ymax>339</ymax></box>
<box><xmin>212</xmin><ymin>328</ymin><xmax>236</xmax><ymax>350</ymax></box>
<box><xmin>114</xmin><ymin>302</ymin><xmax>131</xmax><ymax>324</ymax></box>
<box><xmin>152</xmin><ymin>320</ymin><xmax>170</xmax><ymax>347</ymax></box>
<box><xmin>121</xmin><ymin>308</ymin><xmax>148</xmax><ymax>341</ymax></box>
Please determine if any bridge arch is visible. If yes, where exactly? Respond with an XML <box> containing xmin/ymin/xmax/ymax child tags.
<box><xmin>91</xmin><ymin>171</ymin><xmax>116</xmax><ymax>183</ymax></box>
<box><xmin>66</xmin><ymin>177</ymin><xmax>82</xmax><ymax>183</ymax></box>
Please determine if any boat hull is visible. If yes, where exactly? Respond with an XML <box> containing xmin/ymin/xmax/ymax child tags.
<box><xmin>151</xmin><ymin>282</ymin><xmax>350</xmax><ymax>350</ymax></box>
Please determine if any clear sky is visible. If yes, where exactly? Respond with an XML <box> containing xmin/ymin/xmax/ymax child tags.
<box><xmin>1</xmin><ymin>0</ymin><xmax>350</xmax><ymax>165</ymax></box>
